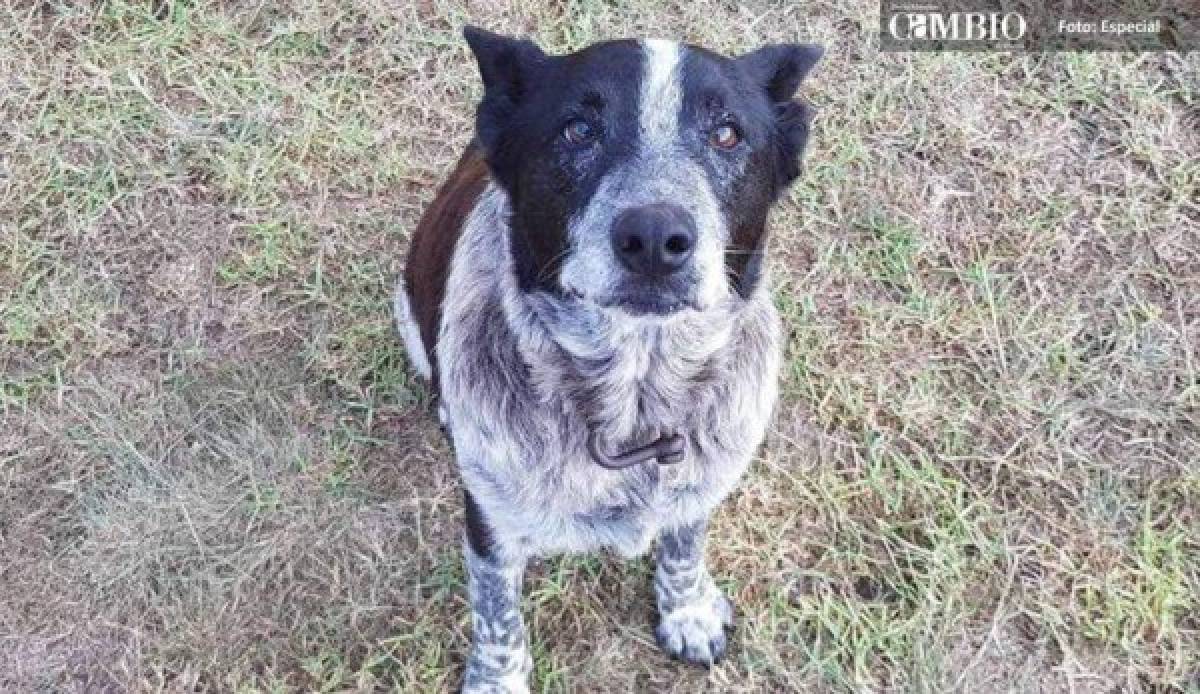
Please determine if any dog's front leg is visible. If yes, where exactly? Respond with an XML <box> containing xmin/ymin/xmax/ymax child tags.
<box><xmin>462</xmin><ymin>492</ymin><xmax>532</xmax><ymax>694</ymax></box>
<box><xmin>654</xmin><ymin>517</ymin><xmax>734</xmax><ymax>666</ymax></box>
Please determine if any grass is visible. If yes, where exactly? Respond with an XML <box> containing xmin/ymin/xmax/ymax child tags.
<box><xmin>1</xmin><ymin>0</ymin><xmax>1197</xmax><ymax>691</ymax></box>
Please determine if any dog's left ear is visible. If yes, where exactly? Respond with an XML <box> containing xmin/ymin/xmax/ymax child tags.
<box><xmin>737</xmin><ymin>43</ymin><xmax>823</xmax><ymax>183</ymax></box>
<box><xmin>463</xmin><ymin>26</ymin><xmax>547</xmax><ymax>155</ymax></box>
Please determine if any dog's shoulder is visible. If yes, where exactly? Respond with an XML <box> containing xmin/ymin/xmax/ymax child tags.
<box><xmin>401</xmin><ymin>143</ymin><xmax>491</xmax><ymax>389</ymax></box>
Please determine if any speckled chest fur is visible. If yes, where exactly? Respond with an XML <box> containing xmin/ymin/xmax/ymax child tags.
<box><xmin>434</xmin><ymin>186</ymin><xmax>782</xmax><ymax>559</ymax></box>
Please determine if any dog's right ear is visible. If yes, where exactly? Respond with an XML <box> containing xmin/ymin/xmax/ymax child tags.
<box><xmin>463</xmin><ymin>26</ymin><xmax>546</xmax><ymax>153</ymax></box>
<box><xmin>736</xmin><ymin>43</ymin><xmax>824</xmax><ymax>185</ymax></box>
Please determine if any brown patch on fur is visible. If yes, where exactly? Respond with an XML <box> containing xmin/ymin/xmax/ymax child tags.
<box><xmin>403</xmin><ymin>143</ymin><xmax>491</xmax><ymax>391</ymax></box>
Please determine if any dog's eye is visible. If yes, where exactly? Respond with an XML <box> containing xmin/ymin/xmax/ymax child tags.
<box><xmin>562</xmin><ymin>119</ymin><xmax>597</xmax><ymax>146</ymax></box>
<box><xmin>709</xmin><ymin>123</ymin><xmax>740</xmax><ymax>150</ymax></box>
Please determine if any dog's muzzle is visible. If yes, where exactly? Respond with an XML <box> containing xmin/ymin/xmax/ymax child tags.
<box><xmin>587</xmin><ymin>430</ymin><xmax>685</xmax><ymax>469</ymax></box>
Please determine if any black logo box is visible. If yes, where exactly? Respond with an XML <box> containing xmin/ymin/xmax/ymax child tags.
<box><xmin>879</xmin><ymin>0</ymin><xmax>1197</xmax><ymax>51</ymax></box>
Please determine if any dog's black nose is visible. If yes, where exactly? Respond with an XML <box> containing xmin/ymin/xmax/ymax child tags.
<box><xmin>610</xmin><ymin>203</ymin><xmax>697</xmax><ymax>277</ymax></box>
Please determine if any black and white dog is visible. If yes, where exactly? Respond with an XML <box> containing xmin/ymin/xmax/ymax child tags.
<box><xmin>396</xmin><ymin>26</ymin><xmax>821</xmax><ymax>692</ymax></box>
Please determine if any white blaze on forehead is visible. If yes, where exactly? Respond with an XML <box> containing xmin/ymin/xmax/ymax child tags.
<box><xmin>639</xmin><ymin>39</ymin><xmax>684</xmax><ymax>148</ymax></box>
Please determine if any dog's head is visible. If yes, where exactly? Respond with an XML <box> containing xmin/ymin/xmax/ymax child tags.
<box><xmin>464</xmin><ymin>27</ymin><xmax>821</xmax><ymax>317</ymax></box>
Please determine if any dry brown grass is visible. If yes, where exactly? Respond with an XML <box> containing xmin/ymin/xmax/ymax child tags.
<box><xmin>1</xmin><ymin>1</ymin><xmax>1197</xmax><ymax>691</ymax></box>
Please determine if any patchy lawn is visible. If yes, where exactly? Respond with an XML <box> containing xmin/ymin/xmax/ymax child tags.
<box><xmin>1</xmin><ymin>1</ymin><xmax>1196</xmax><ymax>691</ymax></box>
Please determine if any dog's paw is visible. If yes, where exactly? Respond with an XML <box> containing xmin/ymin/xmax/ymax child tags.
<box><xmin>461</xmin><ymin>649</ymin><xmax>532</xmax><ymax>694</ymax></box>
<box><xmin>654</xmin><ymin>583</ymin><xmax>735</xmax><ymax>667</ymax></box>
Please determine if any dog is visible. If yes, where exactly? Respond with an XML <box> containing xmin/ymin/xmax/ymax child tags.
<box><xmin>395</xmin><ymin>25</ymin><xmax>821</xmax><ymax>692</ymax></box>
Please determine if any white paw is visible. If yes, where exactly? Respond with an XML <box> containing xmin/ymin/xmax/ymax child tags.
<box><xmin>655</xmin><ymin>585</ymin><xmax>734</xmax><ymax>666</ymax></box>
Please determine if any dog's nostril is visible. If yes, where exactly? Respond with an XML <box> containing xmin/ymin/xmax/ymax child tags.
<box><xmin>664</xmin><ymin>234</ymin><xmax>691</xmax><ymax>255</ymax></box>
<box><xmin>620</xmin><ymin>235</ymin><xmax>644</xmax><ymax>255</ymax></box>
